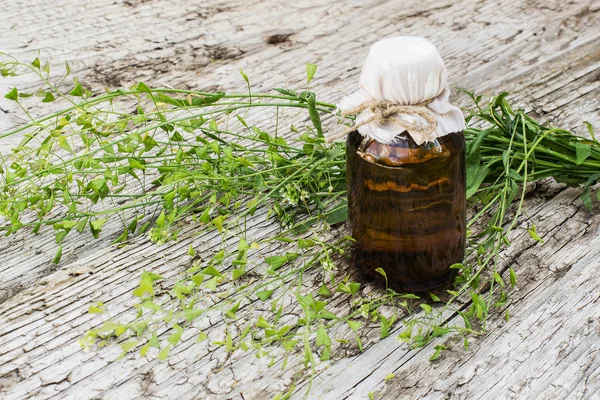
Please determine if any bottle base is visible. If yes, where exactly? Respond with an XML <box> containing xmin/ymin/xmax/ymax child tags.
<box><xmin>354</xmin><ymin>259</ymin><xmax>457</xmax><ymax>293</ymax></box>
<box><xmin>387</xmin><ymin>270</ymin><xmax>457</xmax><ymax>293</ymax></box>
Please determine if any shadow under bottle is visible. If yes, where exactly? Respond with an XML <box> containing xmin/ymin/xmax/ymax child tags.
<box><xmin>346</xmin><ymin>130</ymin><xmax>466</xmax><ymax>292</ymax></box>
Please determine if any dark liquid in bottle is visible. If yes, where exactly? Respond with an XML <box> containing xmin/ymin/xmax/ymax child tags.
<box><xmin>346</xmin><ymin>130</ymin><xmax>466</xmax><ymax>292</ymax></box>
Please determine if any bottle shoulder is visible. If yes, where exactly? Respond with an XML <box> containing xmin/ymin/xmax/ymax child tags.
<box><xmin>347</xmin><ymin>130</ymin><xmax>464</xmax><ymax>167</ymax></box>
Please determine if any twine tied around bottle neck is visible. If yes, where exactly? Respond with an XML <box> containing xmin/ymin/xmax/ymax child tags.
<box><xmin>327</xmin><ymin>99</ymin><xmax>437</xmax><ymax>143</ymax></box>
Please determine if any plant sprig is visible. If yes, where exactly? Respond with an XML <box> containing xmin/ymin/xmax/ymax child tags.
<box><xmin>2</xmin><ymin>55</ymin><xmax>598</xmax><ymax>396</ymax></box>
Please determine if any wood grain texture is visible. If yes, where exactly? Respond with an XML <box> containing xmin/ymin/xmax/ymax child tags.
<box><xmin>1</xmin><ymin>0</ymin><xmax>599</xmax><ymax>399</ymax></box>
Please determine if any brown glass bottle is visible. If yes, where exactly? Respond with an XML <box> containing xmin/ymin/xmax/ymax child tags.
<box><xmin>346</xmin><ymin>130</ymin><xmax>466</xmax><ymax>292</ymax></box>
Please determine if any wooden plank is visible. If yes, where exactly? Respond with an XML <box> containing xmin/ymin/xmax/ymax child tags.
<box><xmin>372</xmin><ymin>189</ymin><xmax>600</xmax><ymax>399</ymax></box>
<box><xmin>297</xmin><ymin>33</ymin><xmax>600</xmax><ymax>400</ymax></box>
<box><xmin>0</xmin><ymin>0</ymin><xmax>599</xmax><ymax>399</ymax></box>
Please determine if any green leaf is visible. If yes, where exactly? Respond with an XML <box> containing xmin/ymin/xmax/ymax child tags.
<box><xmin>182</xmin><ymin>308</ymin><xmax>203</xmax><ymax>322</ymax></box>
<box><xmin>212</xmin><ymin>215</ymin><xmax>225</xmax><ymax>233</ymax></box>
<box><xmin>42</xmin><ymin>92</ymin><xmax>56</xmax><ymax>103</ymax></box>
<box><xmin>256</xmin><ymin>289</ymin><xmax>274</xmax><ymax>301</ymax></box>
<box><xmin>240</xmin><ymin>68</ymin><xmax>249</xmax><ymax>85</ymax></box>
<box><xmin>575</xmin><ymin>142</ymin><xmax>592</xmax><ymax>165</ymax></box>
<box><xmin>265</xmin><ymin>255</ymin><xmax>288</xmax><ymax>271</ymax></box>
<box><xmin>306</xmin><ymin>63</ymin><xmax>318</xmax><ymax>83</ymax></box>
<box><xmin>237</xmin><ymin>238</ymin><xmax>249</xmax><ymax>252</ymax></box>
<box><xmin>466</xmin><ymin>165</ymin><xmax>490</xmax><ymax>198</ymax></box>
<box><xmin>120</xmin><ymin>340</ymin><xmax>138</xmax><ymax>355</ymax></box>
<box><xmin>420</xmin><ymin>304</ymin><xmax>432</xmax><ymax>314</ymax></box>
<box><xmin>318</xmin><ymin>284</ymin><xmax>331</xmax><ymax>298</ymax></box>
<box><xmin>527</xmin><ymin>223</ymin><xmax>543</xmax><ymax>243</ymax></box>
<box><xmin>4</xmin><ymin>87</ymin><xmax>18</xmax><ymax>101</ymax></box>
<box><xmin>256</xmin><ymin>315</ymin><xmax>272</xmax><ymax>329</ymax></box>
<box><xmin>379</xmin><ymin>314</ymin><xmax>395</xmax><ymax>339</ymax></box>
<box><xmin>336</xmin><ymin>282</ymin><xmax>360</xmax><ymax>295</ymax></box>
<box><xmin>32</xmin><ymin>58</ymin><xmax>41</xmax><ymax>69</ymax></box>
<box><xmin>149</xmin><ymin>332</ymin><xmax>160</xmax><ymax>348</ymax></box>
<box><xmin>171</xmin><ymin>282</ymin><xmax>192</xmax><ymax>299</ymax></box>
<box><xmin>190</xmin><ymin>273</ymin><xmax>204</xmax><ymax>286</ymax></box>
<box><xmin>132</xmin><ymin>271</ymin><xmax>163</xmax><ymax>298</ymax></box>
<box><xmin>88</xmin><ymin>177</ymin><xmax>108</xmax><ymax>195</ymax></box>
<box><xmin>140</xmin><ymin>300</ymin><xmax>161</xmax><ymax>311</ymax></box>
<box><xmin>507</xmin><ymin>180</ymin><xmax>520</xmax><ymax>205</ymax></box>
<box><xmin>167</xmin><ymin>324</ymin><xmax>183</xmax><ymax>346</ymax></box>
<box><xmin>316</xmin><ymin>324</ymin><xmax>331</xmax><ymax>360</ymax></box>
<box><xmin>134</xmin><ymin>321</ymin><xmax>149</xmax><ymax>337</ymax></box>
<box><xmin>54</xmin><ymin>230</ymin><xmax>68</xmax><ymax>244</ymax></box>
<box><xmin>509</xmin><ymin>267</ymin><xmax>517</xmax><ymax>287</ymax></box>
<box><xmin>224</xmin><ymin>301</ymin><xmax>240</xmax><ymax>319</ymax></box>
<box><xmin>347</xmin><ymin>320</ymin><xmax>362</xmax><ymax>332</ymax></box>
<box><xmin>375</xmin><ymin>268</ymin><xmax>387</xmax><ymax>279</ymax></box>
<box><xmin>89</xmin><ymin>218</ymin><xmax>107</xmax><ymax>239</ymax></box>
<box><xmin>136</xmin><ymin>82</ymin><xmax>152</xmax><ymax>93</ymax></box>
<box><xmin>155</xmin><ymin>92</ymin><xmax>225</xmax><ymax>107</ymax></box>
<box><xmin>232</xmin><ymin>268</ymin><xmax>245</xmax><ymax>280</ymax></box>
<box><xmin>492</xmin><ymin>272</ymin><xmax>505</xmax><ymax>287</ymax></box>
<box><xmin>273</xmin><ymin>88</ymin><xmax>297</xmax><ymax>97</ymax></box>
<box><xmin>187</xmin><ymin>244</ymin><xmax>195</xmax><ymax>257</ymax></box>
<box><xmin>157</xmin><ymin>345</ymin><xmax>171</xmax><ymax>360</ymax></box>
<box><xmin>58</xmin><ymin>136</ymin><xmax>72</xmax><ymax>153</ymax></box>
<box><xmin>508</xmin><ymin>168</ymin><xmax>523</xmax><ymax>181</ymax></box>
<box><xmin>205</xmin><ymin>276</ymin><xmax>218</xmax><ymax>291</ymax></box>
<box><xmin>247</xmin><ymin>196</ymin><xmax>259</xmax><ymax>215</ymax></box>
<box><xmin>399</xmin><ymin>293</ymin><xmax>420</xmax><ymax>299</ymax></box>
<box><xmin>128</xmin><ymin>158</ymin><xmax>146</xmax><ymax>170</ymax></box>
<box><xmin>197</xmin><ymin>331</ymin><xmax>208</xmax><ymax>342</ymax></box>
<box><xmin>69</xmin><ymin>83</ymin><xmax>84</xmax><ymax>97</ymax></box>
<box><xmin>297</xmin><ymin>238</ymin><xmax>314</xmax><ymax>249</ymax></box>
<box><xmin>155</xmin><ymin>210</ymin><xmax>166</xmax><ymax>228</ymax></box>
<box><xmin>429</xmin><ymin>345</ymin><xmax>447</xmax><ymax>361</ymax></box>
<box><xmin>501</xmin><ymin>149</ymin><xmax>511</xmax><ymax>169</ymax></box>
<box><xmin>300</xmin><ymin>91</ymin><xmax>323</xmax><ymax>138</ymax></box>
<box><xmin>225</xmin><ymin>329</ymin><xmax>234</xmax><ymax>353</ymax></box>
<box><xmin>325</xmin><ymin>203</ymin><xmax>348</xmax><ymax>225</ymax></box>
<box><xmin>236</xmin><ymin>115</ymin><xmax>248</xmax><ymax>128</ymax></box>
<box><xmin>397</xmin><ymin>328</ymin><xmax>412</xmax><ymax>341</ymax></box>
<box><xmin>584</xmin><ymin>121</ymin><xmax>596</xmax><ymax>141</ymax></box>
<box><xmin>384</xmin><ymin>373</ymin><xmax>395</xmax><ymax>380</ymax></box>
<box><xmin>355</xmin><ymin>335</ymin><xmax>364</xmax><ymax>352</ymax></box>
<box><xmin>465</xmin><ymin>129</ymin><xmax>492</xmax><ymax>198</ymax></box>
<box><xmin>581</xmin><ymin>173</ymin><xmax>600</xmax><ymax>212</ymax></box>
<box><xmin>54</xmin><ymin>220</ymin><xmax>78</xmax><ymax>230</ymax></box>
<box><xmin>208</xmin><ymin>120</ymin><xmax>218</xmax><ymax>134</ymax></box>
<box><xmin>52</xmin><ymin>244</ymin><xmax>63</xmax><ymax>264</ymax></box>
<box><xmin>202</xmin><ymin>266</ymin><xmax>222</xmax><ymax>277</ymax></box>
<box><xmin>582</xmin><ymin>186</ymin><xmax>593</xmax><ymax>212</ymax></box>
<box><xmin>140</xmin><ymin>343</ymin><xmax>151</xmax><ymax>357</ymax></box>
<box><xmin>88</xmin><ymin>302</ymin><xmax>105</xmax><ymax>314</ymax></box>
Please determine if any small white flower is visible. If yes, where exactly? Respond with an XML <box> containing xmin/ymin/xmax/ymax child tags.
<box><xmin>360</xmin><ymin>304</ymin><xmax>370</xmax><ymax>318</ymax></box>
<box><xmin>282</xmin><ymin>184</ymin><xmax>300</xmax><ymax>206</ymax></box>
<box><xmin>320</xmin><ymin>257</ymin><xmax>337</xmax><ymax>272</ymax></box>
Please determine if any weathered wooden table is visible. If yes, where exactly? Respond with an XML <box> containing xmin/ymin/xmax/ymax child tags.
<box><xmin>1</xmin><ymin>0</ymin><xmax>599</xmax><ymax>399</ymax></box>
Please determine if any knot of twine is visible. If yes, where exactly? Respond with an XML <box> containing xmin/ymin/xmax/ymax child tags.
<box><xmin>327</xmin><ymin>100</ymin><xmax>437</xmax><ymax>143</ymax></box>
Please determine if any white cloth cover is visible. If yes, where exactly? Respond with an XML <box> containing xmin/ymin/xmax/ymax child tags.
<box><xmin>338</xmin><ymin>36</ymin><xmax>465</xmax><ymax>145</ymax></box>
